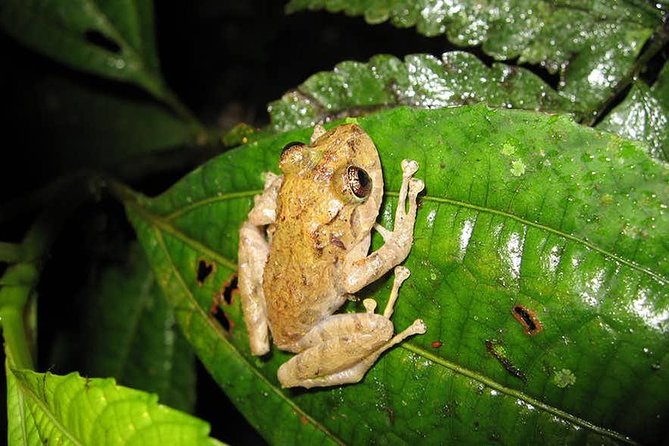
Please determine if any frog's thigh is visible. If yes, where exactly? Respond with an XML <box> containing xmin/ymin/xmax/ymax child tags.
<box><xmin>238</xmin><ymin>221</ymin><xmax>271</xmax><ymax>355</ymax></box>
<box><xmin>238</xmin><ymin>174</ymin><xmax>282</xmax><ymax>356</ymax></box>
<box><xmin>277</xmin><ymin>313</ymin><xmax>393</xmax><ymax>388</ymax></box>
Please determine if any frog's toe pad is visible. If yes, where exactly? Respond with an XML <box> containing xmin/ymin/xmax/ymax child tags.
<box><xmin>401</xmin><ymin>159</ymin><xmax>420</xmax><ymax>176</ymax></box>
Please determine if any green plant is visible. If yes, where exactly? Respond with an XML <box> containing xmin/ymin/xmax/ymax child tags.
<box><xmin>1</xmin><ymin>1</ymin><xmax>668</xmax><ymax>444</ymax></box>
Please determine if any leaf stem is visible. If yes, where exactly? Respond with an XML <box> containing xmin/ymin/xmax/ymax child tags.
<box><xmin>585</xmin><ymin>20</ymin><xmax>669</xmax><ymax>126</ymax></box>
<box><xmin>0</xmin><ymin>307</ymin><xmax>34</xmax><ymax>370</ymax></box>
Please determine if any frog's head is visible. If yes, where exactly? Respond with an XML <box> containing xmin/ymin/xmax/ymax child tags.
<box><xmin>279</xmin><ymin>123</ymin><xmax>383</xmax><ymax>237</ymax></box>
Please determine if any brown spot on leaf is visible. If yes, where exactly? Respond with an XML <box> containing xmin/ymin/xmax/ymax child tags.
<box><xmin>512</xmin><ymin>304</ymin><xmax>543</xmax><ymax>336</ymax></box>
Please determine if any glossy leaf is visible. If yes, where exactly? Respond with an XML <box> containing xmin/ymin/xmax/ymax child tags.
<box><xmin>0</xmin><ymin>0</ymin><xmax>166</xmax><ymax>99</ymax></box>
<box><xmin>597</xmin><ymin>64</ymin><xmax>669</xmax><ymax>162</ymax></box>
<box><xmin>126</xmin><ymin>106</ymin><xmax>669</xmax><ymax>444</ymax></box>
<box><xmin>269</xmin><ymin>52</ymin><xmax>574</xmax><ymax>131</ymax></box>
<box><xmin>81</xmin><ymin>243</ymin><xmax>197</xmax><ymax>413</ymax></box>
<box><xmin>286</xmin><ymin>0</ymin><xmax>660</xmax><ymax>114</ymax></box>
<box><xmin>8</xmin><ymin>368</ymin><xmax>223</xmax><ymax>446</ymax></box>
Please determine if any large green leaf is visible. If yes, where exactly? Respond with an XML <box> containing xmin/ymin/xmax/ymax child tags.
<box><xmin>80</xmin><ymin>243</ymin><xmax>196</xmax><ymax>413</ymax></box>
<box><xmin>125</xmin><ymin>106</ymin><xmax>669</xmax><ymax>444</ymax></box>
<box><xmin>597</xmin><ymin>63</ymin><xmax>669</xmax><ymax>162</ymax></box>
<box><xmin>286</xmin><ymin>0</ymin><xmax>660</xmax><ymax>115</ymax></box>
<box><xmin>0</xmin><ymin>0</ymin><xmax>166</xmax><ymax>99</ymax></box>
<box><xmin>7</xmin><ymin>367</ymin><xmax>223</xmax><ymax>445</ymax></box>
<box><xmin>269</xmin><ymin>52</ymin><xmax>574</xmax><ymax>132</ymax></box>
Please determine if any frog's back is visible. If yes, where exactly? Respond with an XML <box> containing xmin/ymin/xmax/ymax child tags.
<box><xmin>263</xmin><ymin>211</ymin><xmax>348</xmax><ymax>350</ymax></box>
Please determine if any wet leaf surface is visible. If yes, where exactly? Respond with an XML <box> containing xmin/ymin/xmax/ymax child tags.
<box><xmin>598</xmin><ymin>64</ymin><xmax>669</xmax><ymax>162</ymax></box>
<box><xmin>286</xmin><ymin>0</ymin><xmax>661</xmax><ymax>115</ymax></box>
<box><xmin>269</xmin><ymin>52</ymin><xmax>574</xmax><ymax>132</ymax></box>
<box><xmin>126</xmin><ymin>106</ymin><xmax>669</xmax><ymax>444</ymax></box>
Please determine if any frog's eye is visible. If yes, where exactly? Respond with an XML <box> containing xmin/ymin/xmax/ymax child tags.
<box><xmin>347</xmin><ymin>166</ymin><xmax>372</xmax><ymax>199</ymax></box>
<box><xmin>281</xmin><ymin>141</ymin><xmax>305</xmax><ymax>156</ymax></box>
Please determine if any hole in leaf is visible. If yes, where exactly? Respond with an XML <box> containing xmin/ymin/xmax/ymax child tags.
<box><xmin>512</xmin><ymin>304</ymin><xmax>543</xmax><ymax>336</ymax></box>
<box><xmin>485</xmin><ymin>339</ymin><xmax>527</xmax><ymax>383</ymax></box>
<box><xmin>222</xmin><ymin>274</ymin><xmax>238</xmax><ymax>305</ymax></box>
<box><xmin>84</xmin><ymin>30</ymin><xmax>122</xmax><ymax>54</ymax></box>
<box><xmin>209</xmin><ymin>274</ymin><xmax>238</xmax><ymax>333</ymax></box>
<box><xmin>212</xmin><ymin>306</ymin><xmax>231</xmax><ymax>332</ymax></box>
<box><xmin>196</xmin><ymin>259</ymin><xmax>215</xmax><ymax>286</ymax></box>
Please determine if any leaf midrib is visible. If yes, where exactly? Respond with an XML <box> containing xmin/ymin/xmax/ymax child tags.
<box><xmin>13</xmin><ymin>371</ymin><xmax>84</xmax><ymax>446</ymax></box>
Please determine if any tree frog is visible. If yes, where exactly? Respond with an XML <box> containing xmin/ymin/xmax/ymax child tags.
<box><xmin>238</xmin><ymin>123</ymin><xmax>426</xmax><ymax>388</ymax></box>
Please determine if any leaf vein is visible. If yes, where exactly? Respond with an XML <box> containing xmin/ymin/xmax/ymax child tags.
<box><xmin>401</xmin><ymin>344</ymin><xmax>637</xmax><ymax>444</ymax></box>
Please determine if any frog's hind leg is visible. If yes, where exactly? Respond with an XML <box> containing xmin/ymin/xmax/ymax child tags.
<box><xmin>277</xmin><ymin>267</ymin><xmax>426</xmax><ymax>388</ymax></box>
<box><xmin>238</xmin><ymin>173</ymin><xmax>282</xmax><ymax>356</ymax></box>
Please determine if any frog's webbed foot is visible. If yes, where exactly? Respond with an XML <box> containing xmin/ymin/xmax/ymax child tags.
<box><xmin>278</xmin><ymin>266</ymin><xmax>426</xmax><ymax>388</ymax></box>
<box><xmin>343</xmin><ymin>159</ymin><xmax>423</xmax><ymax>294</ymax></box>
<box><xmin>239</xmin><ymin>172</ymin><xmax>283</xmax><ymax>356</ymax></box>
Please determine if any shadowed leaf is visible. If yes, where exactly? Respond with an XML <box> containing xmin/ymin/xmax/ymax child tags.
<box><xmin>598</xmin><ymin>64</ymin><xmax>669</xmax><ymax>162</ymax></box>
<box><xmin>0</xmin><ymin>0</ymin><xmax>166</xmax><ymax>98</ymax></box>
<box><xmin>81</xmin><ymin>243</ymin><xmax>197</xmax><ymax>413</ymax></box>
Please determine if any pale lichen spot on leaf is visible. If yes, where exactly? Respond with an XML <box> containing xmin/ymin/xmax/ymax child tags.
<box><xmin>552</xmin><ymin>368</ymin><xmax>576</xmax><ymax>388</ymax></box>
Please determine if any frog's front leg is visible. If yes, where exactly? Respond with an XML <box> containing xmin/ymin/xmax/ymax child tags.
<box><xmin>343</xmin><ymin>159</ymin><xmax>424</xmax><ymax>293</ymax></box>
<box><xmin>238</xmin><ymin>173</ymin><xmax>282</xmax><ymax>356</ymax></box>
<box><xmin>277</xmin><ymin>267</ymin><xmax>426</xmax><ymax>388</ymax></box>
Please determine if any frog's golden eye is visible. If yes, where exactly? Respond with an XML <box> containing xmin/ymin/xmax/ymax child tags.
<box><xmin>347</xmin><ymin>165</ymin><xmax>372</xmax><ymax>199</ymax></box>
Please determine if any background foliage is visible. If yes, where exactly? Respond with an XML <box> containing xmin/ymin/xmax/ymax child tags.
<box><xmin>1</xmin><ymin>1</ymin><xmax>668</xmax><ymax>445</ymax></box>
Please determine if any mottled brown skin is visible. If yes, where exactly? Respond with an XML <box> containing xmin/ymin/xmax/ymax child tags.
<box><xmin>264</xmin><ymin>124</ymin><xmax>383</xmax><ymax>350</ymax></box>
<box><xmin>238</xmin><ymin>123</ymin><xmax>425</xmax><ymax>388</ymax></box>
